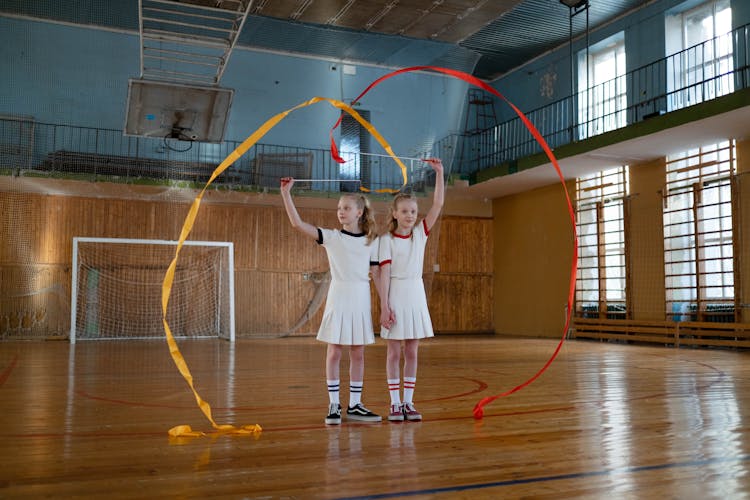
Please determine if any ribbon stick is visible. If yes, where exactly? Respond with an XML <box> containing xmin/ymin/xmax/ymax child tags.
<box><xmin>292</xmin><ymin>179</ymin><xmax>361</xmax><ymax>183</ymax></box>
<box><xmin>162</xmin><ymin>97</ymin><xmax>408</xmax><ymax>437</ymax></box>
<box><xmin>329</xmin><ymin>66</ymin><xmax>578</xmax><ymax>419</ymax></box>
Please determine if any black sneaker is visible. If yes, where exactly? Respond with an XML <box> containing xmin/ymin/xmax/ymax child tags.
<box><xmin>346</xmin><ymin>403</ymin><xmax>382</xmax><ymax>422</ymax></box>
<box><xmin>325</xmin><ymin>403</ymin><xmax>342</xmax><ymax>425</ymax></box>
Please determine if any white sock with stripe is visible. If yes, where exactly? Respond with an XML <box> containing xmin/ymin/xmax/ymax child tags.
<box><xmin>349</xmin><ymin>381</ymin><xmax>363</xmax><ymax>407</ymax></box>
<box><xmin>403</xmin><ymin>377</ymin><xmax>416</xmax><ymax>403</ymax></box>
<box><xmin>388</xmin><ymin>378</ymin><xmax>401</xmax><ymax>405</ymax></box>
<box><xmin>327</xmin><ymin>379</ymin><xmax>340</xmax><ymax>405</ymax></box>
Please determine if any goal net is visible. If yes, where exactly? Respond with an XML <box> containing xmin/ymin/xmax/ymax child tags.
<box><xmin>70</xmin><ymin>238</ymin><xmax>234</xmax><ymax>343</ymax></box>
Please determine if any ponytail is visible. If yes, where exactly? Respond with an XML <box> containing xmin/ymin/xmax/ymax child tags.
<box><xmin>360</xmin><ymin>200</ymin><xmax>377</xmax><ymax>244</ymax></box>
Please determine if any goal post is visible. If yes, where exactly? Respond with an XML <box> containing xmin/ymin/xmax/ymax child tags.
<box><xmin>70</xmin><ymin>237</ymin><xmax>235</xmax><ymax>343</ymax></box>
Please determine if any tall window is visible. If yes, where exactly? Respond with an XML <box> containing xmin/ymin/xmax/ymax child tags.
<box><xmin>576</xmin><ymin>166</ymin><xmax>629</xmax><ymax>319</ymax></box>
<box><xmin>663</xmin><ymin>141</ymin><xmax>737</xmax><ymax>322</ymax></box>
<box><xmin>577</xmin><ymin>32</ymin><xmax>626</xmax><ymax>140</ymax></box>
<box><xmin>666</xmin><ymin>0</ymin><xmax>733</xmax><ymax>111</ymax></box>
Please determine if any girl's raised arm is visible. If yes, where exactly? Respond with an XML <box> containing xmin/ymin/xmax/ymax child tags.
<box><xmin>423</xmin><ymin>159</ymin><xmax>445</xmax><ymax>231</ymax></box>
<box><xmin>280</xmin><ymin>177</ymin><xmax>319</xmax><ymax>240</ymax></box>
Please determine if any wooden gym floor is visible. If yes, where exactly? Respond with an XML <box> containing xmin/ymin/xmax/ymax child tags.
<box><xmin>1</xmin><ymin>335</ymin><xmax>749</xmax><ymax>499</ymax></box>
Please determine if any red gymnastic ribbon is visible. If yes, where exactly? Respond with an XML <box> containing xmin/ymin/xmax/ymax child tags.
<box><xmin>330</xmin><ymin>66</ymin><xmax>578</xmax><ymax>419</ymax></box>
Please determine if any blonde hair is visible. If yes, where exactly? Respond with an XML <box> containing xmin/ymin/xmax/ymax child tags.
<box><xmin>387</xmin><ymin>192</ymin><xmax>418</xmax><ymax>234</ymax></box>
<box><xmin>341</xmin><ymin>193</ymin><xmax>377</xmax><ymax>244</ymax></box>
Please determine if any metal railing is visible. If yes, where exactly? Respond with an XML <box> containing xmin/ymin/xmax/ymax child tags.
<box><xmin>0</xmin><ymin>118</ymin><xmax>451</xmax><ymax>194</ymax></box>
<box><xmin>460</xmin><ymin>23</ymin><xmax>750</xmax><ymax>174</ymax></box>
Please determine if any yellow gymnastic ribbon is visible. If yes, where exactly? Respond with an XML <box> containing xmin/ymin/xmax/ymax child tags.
<box><xmin>162</xmin><ymin>97</ymin><xmax>408</xmax><ymax>437</ymax></box>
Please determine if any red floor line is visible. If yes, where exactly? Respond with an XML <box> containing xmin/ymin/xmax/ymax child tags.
<box><xmin>0</xmin><ymin>354</ymin><xmax>19</xmax><ymax>388</ymax></box>
<box><xmin>74</xmin><ymin>376</ymin><xmax>489</xmax><ymax>411</ymax></box>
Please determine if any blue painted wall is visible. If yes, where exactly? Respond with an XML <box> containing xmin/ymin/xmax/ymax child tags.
<box><xmin>0</xmin><ymin>15</ymin><xmax>468</xmax><ymax>160</ymax></box>
<box><xmin>1</xmin><ymin>17</ymin><xmax>137</xmax><ymax>127</ymax></box>
<box><xmin>221</xmin><ymin>50</ymin><xmax>468</xmax><ymax>156</ymax></box>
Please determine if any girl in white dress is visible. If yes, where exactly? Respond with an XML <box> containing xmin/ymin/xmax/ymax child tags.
<box><xmin>280</xmin><ymin>177</ymin><xmax>382</xmax><ymax>425</ymax></box>
<box><xmin>377</xmin><ymin>158</ymin><xmax>444</xmax><ymax>421</ymax></box>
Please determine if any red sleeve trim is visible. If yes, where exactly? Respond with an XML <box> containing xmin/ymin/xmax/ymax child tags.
<box><xmin>379</xmin><ymin>259</ymin><xmax>392</xmax><ymax>267</ymax></box>
<box><xmin>423</xmin><ymin>219</ymin><xmax>430</xmax><ymax>236</ymax></box>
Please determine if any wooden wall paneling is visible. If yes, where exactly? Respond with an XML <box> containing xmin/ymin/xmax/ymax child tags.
<box><xmin>429</xmin><ymin>274</ymin><xmax>493</xmax><ymax>333</ymax></box>
<box><xmin>437</xmin><ymin>216</ymin><xmax>493</xmax><ymax>273</ymax></box>
<box><xmin>234</xmin><ymin>269</ymin><xmax>323</xmax><ymax>336</ymax></box>
<box><xmin>128</xmin><ymin>197</ymin><xmax>172</xmax><ymax>241</ymax></box>
<box><xmin>91</xmin><ymin>196</ymin><xmax>112</xmax><ymax>237</ymax></box>
<box><xmin>428</xmin><ymin>216</ymin><xmax>494</xmax><ymax>333</ymax></box>
<box><xmin>425</xmin><ymin>217</ymin><xmax>441</xmax><ymax>269</ymax></box>
<box><xmin>256</xmin><ymin>206</ymin><xmax>334</xmax><ymax>272</ymax></box>
<box><xmin>103</xmin><ymin>198</ymin><xmax>125</xmax><ymax>237</ymax></box>
<box><xmin>148</xmin><ymin>199</ymin><xmax>188</xmax><ymax>242</ymax></box>
<box><xmin>0</xmin><ymin>191</ymin><xmax>44</xmax><ymax>263</ymax></box>
<box><xmin>190</xmin><ymin>203</ymin><xmax>235</xmax><ymax>242</ymax></box>
<box><xmin>47</xmin><ymin>196</ymin><xmax>65</xmax><ymax>262</ymax></box>
<box><xmin>225</xmin><ymin>206</ymin><xmax>259</xmax><ymax>270</ymax></box>
<box><xmin>1</xmin><ymin>187</ymin><xmax>497</xmax><ymax>337</ymax></box>
<box><xmin>0</xmin><ymin>263</ymin><xmax>68</xmax><ymax>338</ymax></box>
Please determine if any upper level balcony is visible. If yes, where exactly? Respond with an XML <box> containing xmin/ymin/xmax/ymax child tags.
<box><xmin>457</xmin><ymin>22</ymin><xmax>750</xmax><ymax>198</ymax></box>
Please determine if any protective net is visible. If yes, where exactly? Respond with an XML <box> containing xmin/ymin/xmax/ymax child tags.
<box><xmin>71</xmin><ymin>239</ymin><xmax>233</xmax><ymax>341</ymax></box>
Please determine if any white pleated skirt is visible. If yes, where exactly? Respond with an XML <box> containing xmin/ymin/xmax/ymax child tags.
<box><xmin>380</xmin><ymin>278</ymin><xmax>434</xmax><ymax>340</ymax></box>
<box><xmin>316</xmin><ymin>280</ymin><xmax>375</xmax><ymax>345</ymax></box>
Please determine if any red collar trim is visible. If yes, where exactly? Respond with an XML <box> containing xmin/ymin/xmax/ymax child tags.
<box><xmin>392</xmin><ymin>231</ymin><xmax>412</xmax><ymax>239</ymax></box>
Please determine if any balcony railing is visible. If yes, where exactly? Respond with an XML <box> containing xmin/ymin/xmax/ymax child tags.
<box><xmin>0</xmin><ymin>117</ymin><xmax>456</xmax><ymax>195</ymax></box>
<box><xmin>457</xmin><ymin>23</ymin><xmax>750</xmax><ymax>175</ymax></box>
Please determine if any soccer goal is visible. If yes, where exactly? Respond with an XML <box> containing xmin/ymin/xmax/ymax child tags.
<box><xmin>70</xmin><ymin>237</ymin><xmax>235</xmax><ymax>343</ymax></box>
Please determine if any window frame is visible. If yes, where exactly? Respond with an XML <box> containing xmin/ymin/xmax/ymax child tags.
<box><xmin>575</xmin><ymin>166</ymin><xmax>630</xmax><ymax>320</ymax></box>
<box><xmin>665</xmin><ymin>0</ymin><xmax>733</xmax><ymax>111</ymax></box>
<box><xmin>577</xmin><ymin>32</ymin><xmax>627</xmax><ymax>140</ymax></box>
<box><xmin>663</xmin><ymin>140</ymin><xmax>738</xmax><ymax>322</ymax></box>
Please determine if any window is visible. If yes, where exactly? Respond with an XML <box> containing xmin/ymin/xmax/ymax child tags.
<box><xmin>666</xmin><ymin>0</ymin><xmax>733</xmax><ymax>111</ymax></box>
<box><xmin>577</xmin><ymin>33</ymin><xmax>627</xmax><ymax>140</ymax></box>
<box><xmin>663</xmin><ymin>141</ymin><xmax>736</xmax><ymax>322</ymax></box>
<box><xmin>576</xmin><ymin>166</ymin><xmax>629</xmax><ymax>319</ymax></box>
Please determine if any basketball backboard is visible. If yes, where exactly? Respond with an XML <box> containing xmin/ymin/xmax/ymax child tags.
<box><xmin>124</xmin><ymin>79</ymin><xmax>233</xmax><ymax>143</ymax></box>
